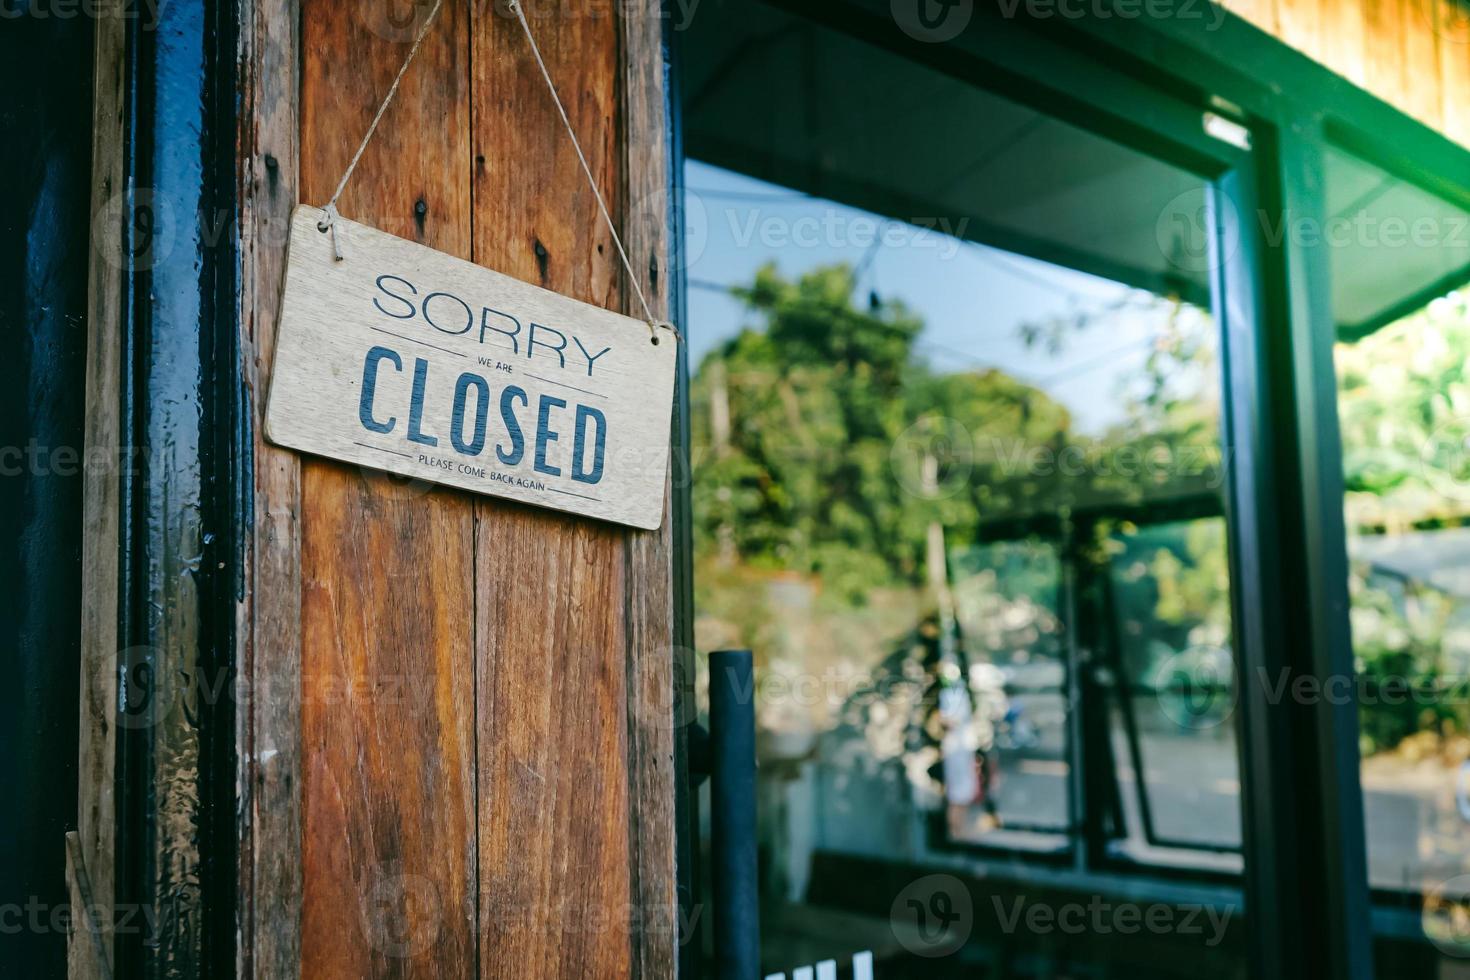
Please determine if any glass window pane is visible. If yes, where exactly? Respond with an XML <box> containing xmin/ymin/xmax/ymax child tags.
<box><xmin>949</xmin><ymin>539</ymin><xmax>1069</xmax><ymax>837</ymax></box>
<box><xmin>1105</xmin><ymin>518</ymin><xmax>1242</xmax><ymax>861</ymax></box>
<box><xmin>1327</xmin><ymin>145</ymin><xmax>1470</xmax><ymax>971</ymax></box>
<box><xmin>683</xmin><ymin>3</ymin><xmax>1247</xmax><ymax>974</ymax></box>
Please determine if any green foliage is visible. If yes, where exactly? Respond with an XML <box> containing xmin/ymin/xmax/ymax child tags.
<box><xmin>691</xmin><ymin>261</ymin><xmax>1226</xmax><ymax>597</ymax></box>
<box><xmin>1106</xmin><ymin>518</ymin><xmax>1232</xmax><ymax>684</ymax></box>
<box><xmin>1335</xmin><ymin>291</ymin><xmax>1470</xmax><ymax>755</ymax></box>
<box><xmin>1337</xmin><ymin>292</ymin><xmax>1470</xmax><ymax>528</ymax></box>
<box><xmin>692</xmin><ymin>262</ymin><xmax>1104</xmax><ymax>597</ymax></box>
<box><xmin>692</xmin><ymin>263</ymin><xmax>934</xmax><ymax>597</ymax></box>
<box><xmin>689</xmin><ymin>260</ymin><xmax>1241</xmax><ymax>755</ymax></box>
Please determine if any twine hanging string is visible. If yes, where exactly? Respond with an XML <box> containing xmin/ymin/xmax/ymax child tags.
<box><xmin>506</xmin><ymin>0</ymin><xmax>675</xmax><ymax>343</ymax></box>
<box><xmin>318</xmin><ymin>0</ymin><xmax>447</xmax><ymax>259</ymax></box>
<box><xmin>318</xmin><ymin>0</ymin><xmax>679</xmax><ymax>344</ymax></box>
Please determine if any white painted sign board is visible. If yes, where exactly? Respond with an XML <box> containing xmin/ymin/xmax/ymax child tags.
<box><xmin>265</xmin><ymin>206</ymin><xmax>677</xmax><ymax>529</ymax></box>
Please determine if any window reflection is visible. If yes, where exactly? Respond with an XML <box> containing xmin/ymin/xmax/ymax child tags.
<box><xmin>683</xmin><ymin>4</ymin><xmax>1246</xmax><ymax>973</ymax></box>
<box><xmin>1327</xmin><ymin>145</ymin><xmax>1470</xmax><ymax>968</ymax></box>
<box><xmin>688</xmin><ymin>167</ymin><xmax>1243</xmax><ymax>974</ymax></box>
<box><xmin>1104</xmin><ymin>518</ymin><xmax>1240</xmax><ymax>859</ymax></box>
<box><xmin>1339</xmin><ymin>301</ymin><xmax>1470</xmax><ymax>883</ymax></box>
<box><xmin>949</xmin><ymin>540</ymin><xmax>1069</xmax><ymax>837</ymax></box>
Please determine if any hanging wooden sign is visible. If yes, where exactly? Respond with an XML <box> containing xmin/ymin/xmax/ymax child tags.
<box><xmin>265</xmin><ymin>206</ymin><xmax>677</xmax><ymax>529</ymax></box>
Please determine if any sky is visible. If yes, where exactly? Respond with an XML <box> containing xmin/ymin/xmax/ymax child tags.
<box><xmin>681</xmin><ymin>160</ymin><xmax>1207</xmax><ymax>436</ymax></box>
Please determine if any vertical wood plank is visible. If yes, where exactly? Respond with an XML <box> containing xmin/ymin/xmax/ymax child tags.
<box><xmin>1322</xmin><ymin>0</ymin><xmax>1368</xmax><ymax>86</ymax></box>
<box><xmin>239</xmin><ymin>0</ymin><xmax>303</xmax><ymax>974</ymax></box>
<box><xmin>1435</xmin><ymin>0</ymin><xmax>1470</xmax><ymax>144</ymax></box>
<box><xmin>1226</xmin><ymin>0</ymin><xmax>1469</xmax><ymax>146</ymax></box>
<box><xmin>475</xmin><ymin>514</ymin><xmax>631</xmax><ymax>975</ymax></box>
<box><xmin>299</xmin><ymin>1</ymin><xmax>477</xmax><ymax>976</ymax></box>
<box><xmin>65</xmin><ymin>833</ymin><xmax>111</xmax><ymax>979</ymax></box>
<box><xmin>1220</xmin><ymin>0</ymin><xmax>1280</xmax><ymax>34</ymax></box>
<box><xmin>1217</xmin><ymin>0</ymin><xmax>1275</xmax><ymax>34</ymax></box>
<box><xmin>70</xmin><ymin>3</ymin><xmax>125</xmax><ymax>975</ymax></box>
<box><xmin>1362</xmin><ymin>0</ymin><xmax>1409</xmax><ymax>111</ymax></box>
<box><xmin>1276</xmin><ymin>0</ymin><xmax>1325</xmax><ymax>62</ymax></box>
<box><xmin>470</xmin><ymin>1</ymin><xmax>634</xmax><ymax>975</ymax></box>
<box><xmin>1402</xmin><ymin>0</ymin><xmax>1446</xmax><ymax>130</ymax></box>
<box><xmin>622</xmin><ymin>1</ymin><xmax>679</xmax><ymax>976</ymax></box>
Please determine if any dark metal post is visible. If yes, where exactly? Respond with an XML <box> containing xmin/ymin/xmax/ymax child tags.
<box><xmin>709</xmin><ymin>649</ymin><xmax>759</xmax><ymax>980</ymax></box>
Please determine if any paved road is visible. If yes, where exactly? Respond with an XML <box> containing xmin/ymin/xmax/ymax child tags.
<box><xmin>986</xmin><ymin>712</ymin><xmax>1470</xmax><ymax>890</ymax></box>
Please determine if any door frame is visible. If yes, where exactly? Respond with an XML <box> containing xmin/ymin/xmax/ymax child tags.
<box><xmin>73</xmin><ymin>1</ymin><xmax>245</xmax><ymax>976</ymax></box>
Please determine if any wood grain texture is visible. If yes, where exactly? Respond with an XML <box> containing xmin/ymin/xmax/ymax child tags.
<box><xmin>299</xmin><ymin>479</ymin><xmax>478</xmax><ymax>977</ymax></box>
<box><xmin>1322</xmin><ymin>0</ymin><xmax>1368</xmax><ymax>86</ymax></box>
<box><xmin>1224</xmin><ymin>0</ymin><xmax>1279</xmax><ymax>33</ymax></box>
<box><xmin>1273</xmin><ymin>0</ymin><xmax>1326</xmax><ymax>63</ymax></box>
<box><xmin>246</xmin><ymin>0</ymin><xmax>677</xmax><ymax>975</ymax></box>
<box><xmin>238</xmin><ymin>0</ymin><xmax>303</xmax><ymax>974</ymax></box>
<box><xmin>475</xmin><ymin>512</ymin><xmax>631</xmax><ymax>974</ymax></box>
<box><xmin>470</xmin><ymin>0</ymin><xmax>634</xmax><ymax>975</ymax></box>
<box><xmin>1435</xmin><ymin>0</ymin><xmax>1470</xmax><ymax>146</ymax></box>
<box><xmin>1221</xmin><ymin>0</ymin><xmax>1470</xmax><ymax>144</ymax></box>
<box><xmin>1361</xmin><ymin>0</ymin><xmax>1408</xmax><ymax>110</ymax></box>
<box><xmin>65</xmin><ymin>832</ymin><xmax>112</xmax><ymax>980</ymax></box>
<box><xmin>299</xmin><ymin>1</ymin><xmax>477</xmax><ymax>976</ymax></box>
<box><xmin>1401</xmin><ymin>0</ymin><xmax>1446</xmax><ymax>129</ymax></box>
<box><xmin>70</xmin><ymin>4</ymin><xmax>125</xmax><ymax>976</ymax></box>
<box><xmin>621</xmin><ymin>1</ymin><xmax>680</xmax><ymax>975</ymax></box>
